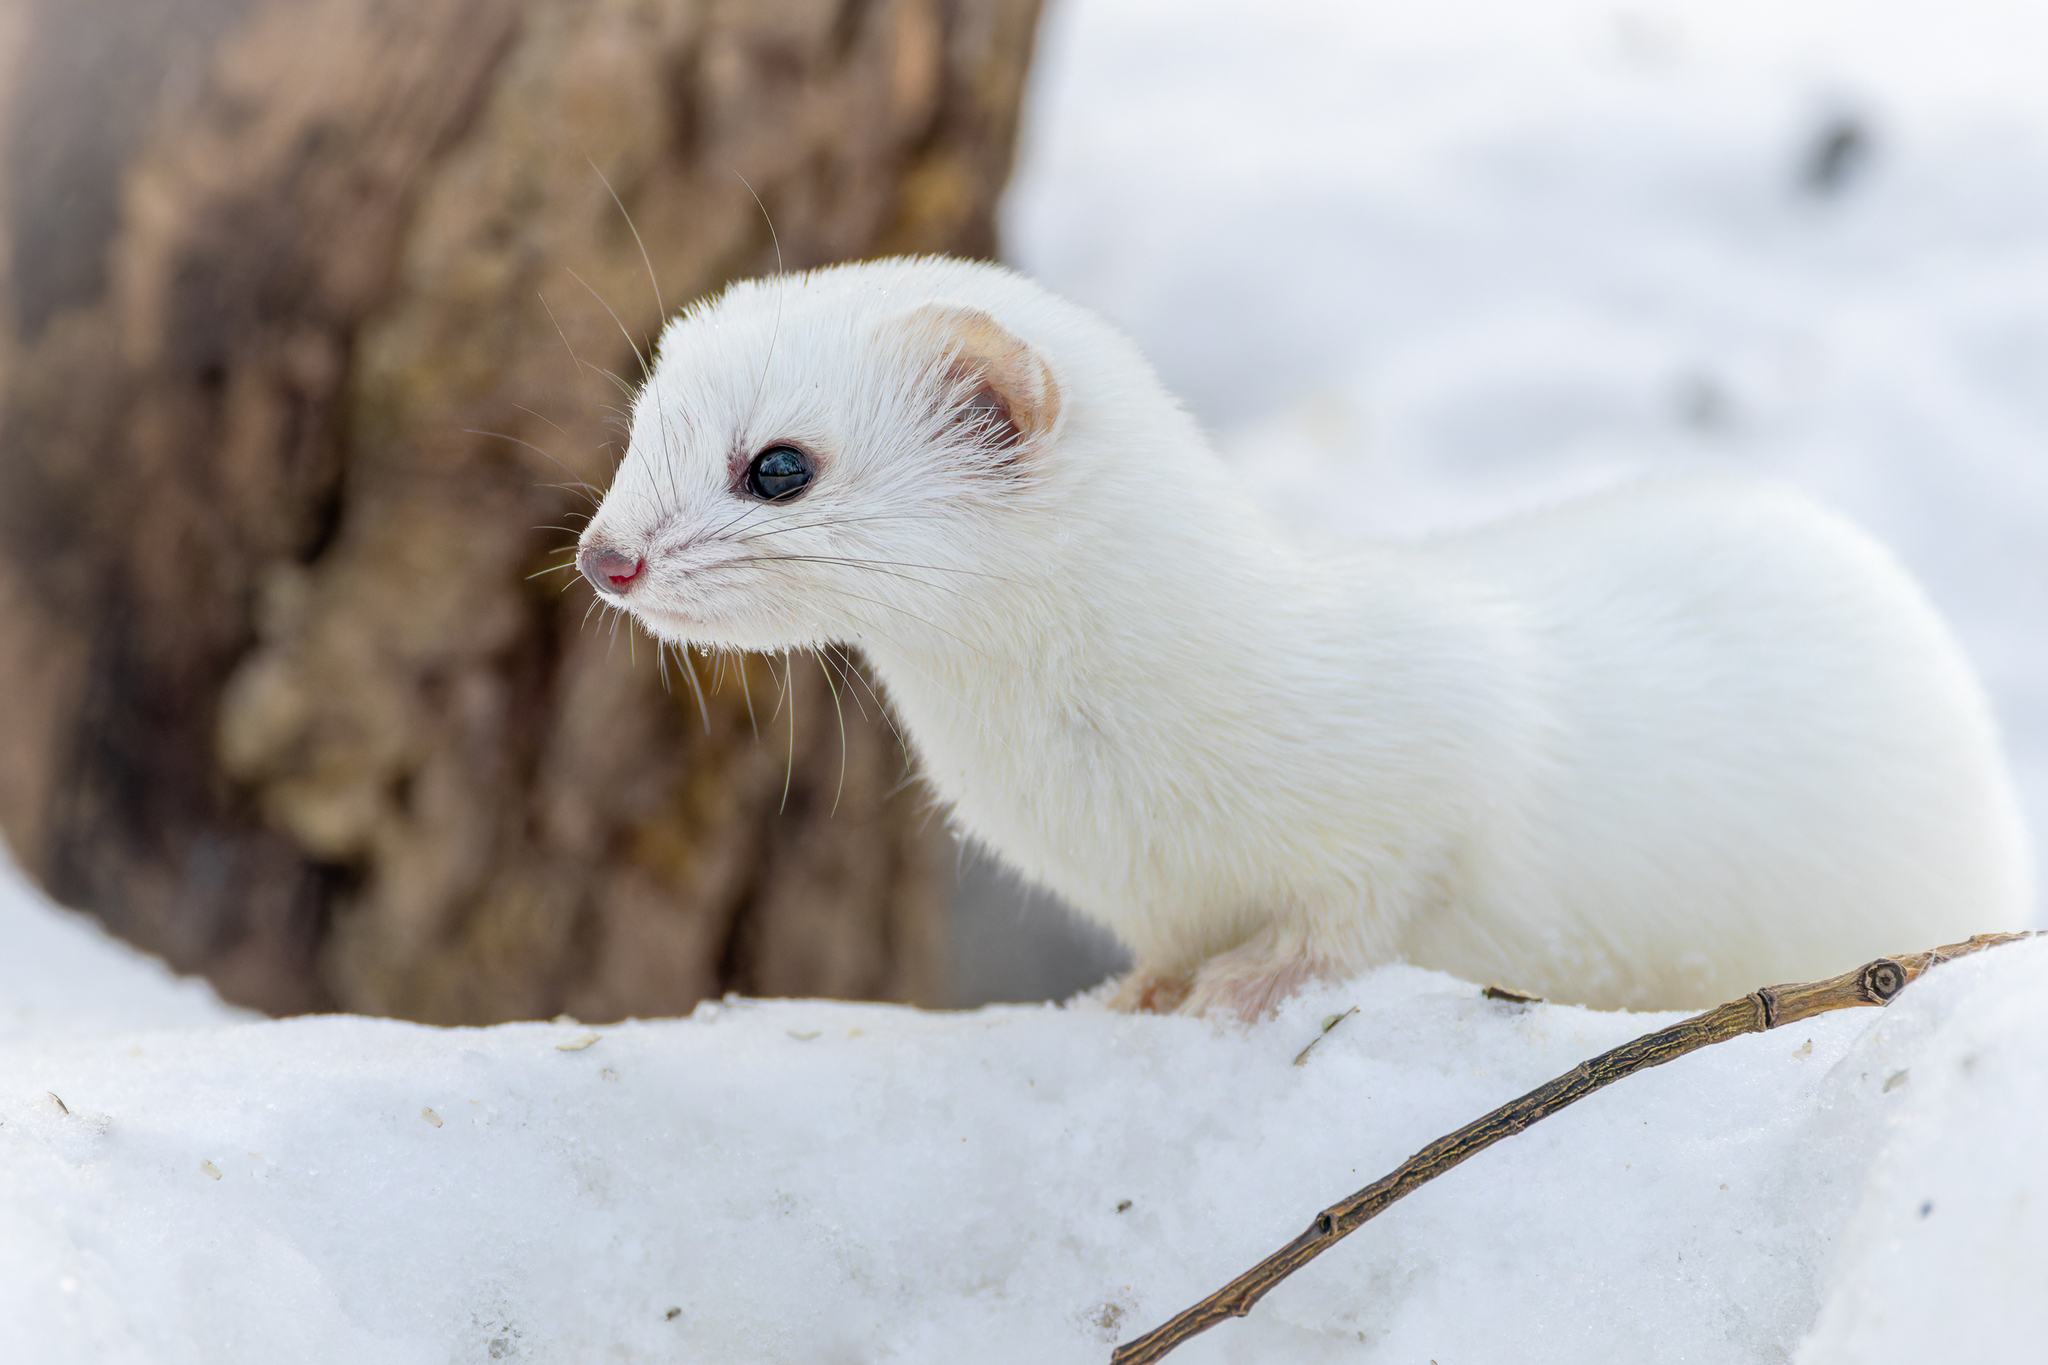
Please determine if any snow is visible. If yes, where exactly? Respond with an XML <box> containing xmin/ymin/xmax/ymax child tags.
<box><xmin>0</xmin><ymin>852</ymin><xmax>251</xmax><ymax>1043</ymax></box>
<box><xmin>4</xmin><ymin>884</ymin><xmax>2042</xmax><ymax>1361</ymax></box>
<box><xmin>7</xmin><ymin>0</ymin><xmax>2048</xmax><ymax>1359</ymax></box>
<box><xmin>1798</xmin><ymin>943</ymin><xmax>2048</xmax><ymax>1363</ymax></box>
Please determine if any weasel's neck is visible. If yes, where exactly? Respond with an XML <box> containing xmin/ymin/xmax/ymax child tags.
<box><xmin>864</xmin><ymin>462</ymin><xmax>1323</xmax><ymax>752</ymax></box>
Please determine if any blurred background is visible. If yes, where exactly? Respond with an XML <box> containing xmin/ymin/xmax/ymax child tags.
<box><xmin>2</xmin><ymin>0</ymin><xmax>2044</xmax><ymax>1025</ymax></box>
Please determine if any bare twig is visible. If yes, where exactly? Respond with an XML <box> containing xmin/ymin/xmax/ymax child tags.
<box><xmin>1292</xmin><ymin>1007</ymin><xmax>1358</xmax><ymax>1067</ymax></box>
<box><xmin>1111</xmin><ymin>931</ymin><xmax>2038</xmax><ymax>1365</ymax></box>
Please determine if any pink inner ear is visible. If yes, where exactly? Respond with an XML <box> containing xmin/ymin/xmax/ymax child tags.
<box><xmin>957</xmin><ymin>379</ymin><xmax>1021</xmax><ymax>447</ymax></box>
<box><xmin>899</xmin><ymin>301</ymin><xmax>1061</xmax><ymax>451</ymax></box>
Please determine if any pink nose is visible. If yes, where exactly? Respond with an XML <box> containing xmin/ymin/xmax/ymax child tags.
<box><xmin>579</xmin><ymin>545</ymin><xmax>644</xmax><ymax>595</ymax></box>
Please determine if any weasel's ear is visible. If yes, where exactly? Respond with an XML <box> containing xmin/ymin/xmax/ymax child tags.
<box><xmin>901</xmin><ymin>303</ymin><xmax>1062</xmax><ymax>452</ymax></box>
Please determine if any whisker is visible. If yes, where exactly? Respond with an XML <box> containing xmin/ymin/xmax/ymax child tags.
<box><xmin>580</xmin><ymin>369</ymin><xmax>637</xmax><ymax>406</ymax></box>
<box><xmin>512</xmin><ymin>403</ymin><xmax>581</xmax><ymax>448</ymax></box>
<box><xmin>779</xmin><ymin>648</ymin><xmax>797</xmax><ymax>815</ymax></box>
<box><xmin>749</xmin><ymin>551</ymin><xmax>1019</xmax><ymax>585</ymax></box>
<box><xmin>823</xmin><ymin>642</ymin><xmax>911</xmax><ymax>755</ymax></box>
<box><xmin>590</xmin><ymin>157</ymin><xmax>666</xmax><ymax>327</ymax></box>
<box><xmin>676</xmin><ymin>641</ymin><xmax>711</xmax><ymax>734</ymax></box>
<box><xmin>466</xmin><ymin>428</ymin><xmax>604</xmax><ymax>505</ymax></box>
<box><xmin>819</xmin><ymin>643</ymin><xmax>875</xmax><ymax>724</ymax></box>
<box><xmin>567</xmin><ymin>267</ymin><xmax>651</xmax><ymax>383</ymax></box>
<box><xmin>656</xmin><ymin>392</ymin><xmax>688</xmax><ymax>522</ymax></box>
<box><xmin>723</xmin><ymin>511</ymin><xmax>952</xmax><ymax>544</ymax></box>
<box><xmin>735</xmin><ymin>170</ymin><xmax>786</xmax><ymax>426</ymax></box>
<box><xmin>735</xmin><ymin>647</ymin><xmax>761</xmax><ymax>742</ymax></box>
<box><xmin>740</xmin><ymin>554</ymin><xmax>985</xmax><ymax>599</ymax></box>
<box><xmin>539</xmin><ymin>291</ymin><xmax>613</xmax><ymax>418</ymax></box>
<box><xmin>689</xmin><ymin>559</ymin><xmax>990</xmax><ymax>659</ymax></box>
<box><xmin>816</xmin><ymin>652</ymin><xmax>849</xmax><ymax>817</ymax></box>
<box><xmin>702</xmin><ymin>498</ymin><xmax>775</xmax><ymax>544</ymax></box>
<box><xmin>834</xmin><ymin>606</ymin><xmax>1016</xmax><ymax>761</ymax></box>
<box><xmin>680</xmin><ymin>560</ymin><xmax>978</xmax><ymax>654</ymax></box>
<box><xmin>765</xmin><ymin>647</ymin><xmax>793</xmax><ymax>728</ymax></box>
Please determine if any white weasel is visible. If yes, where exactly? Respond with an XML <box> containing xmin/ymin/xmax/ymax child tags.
<box><xmin>576</xmin><ymin>256</ymin><xmax>2032</xmax><ymax>1017</ymax></box>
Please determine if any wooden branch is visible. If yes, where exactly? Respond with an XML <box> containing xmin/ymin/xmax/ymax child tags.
<box><xmin>1111</xmin><ymin>930</ymin><xmax>2038</xmax><ymax>1365</ymax></box>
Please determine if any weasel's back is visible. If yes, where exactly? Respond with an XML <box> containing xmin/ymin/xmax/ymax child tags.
<box><xmin>1406</xmin><ymin>475</ymin><xmax>2032</xmax><ymax>1008</ymax></box>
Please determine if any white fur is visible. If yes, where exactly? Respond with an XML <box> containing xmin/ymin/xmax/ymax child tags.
<box><xmin>580</xmin><ymin>256</ymin><xmax>2033</xmax><ymax>1015</ymax></box>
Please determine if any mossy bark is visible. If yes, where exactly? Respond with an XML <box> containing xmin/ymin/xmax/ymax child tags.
<box><xmin>0</xmin><ymin>0</ymin><xmax>1042</xmax><ymax>1020</ymax></box>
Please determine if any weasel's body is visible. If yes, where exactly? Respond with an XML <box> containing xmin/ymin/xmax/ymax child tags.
<box><xmin>578</xmin><ymin>257</ymin><xmax>2031</xmax><ymax>1015</ymax></box>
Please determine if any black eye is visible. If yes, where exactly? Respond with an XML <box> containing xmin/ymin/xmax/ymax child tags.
<box><xmin>745</xmin><ymin>445</ymin><xmax>813</xmax><ymax>501</ymax></box>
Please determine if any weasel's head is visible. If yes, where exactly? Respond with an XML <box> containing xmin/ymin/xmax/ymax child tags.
<box><xmin>576</xmin><ymin>258</ymin><xmax>1073</xmax><ymax>656</ymax></box>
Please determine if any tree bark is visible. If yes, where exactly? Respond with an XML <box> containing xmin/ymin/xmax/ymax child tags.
<box><xmin>0</xmin><ymin>0</ymin><xmax>1043</xmax><ymax>1021</ymax></box>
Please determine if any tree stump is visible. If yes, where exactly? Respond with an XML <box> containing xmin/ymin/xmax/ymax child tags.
<box><xmin>0</xmin><ymin>0</ymin><xmax>1044</xmax><ymax>1021</ymax></box>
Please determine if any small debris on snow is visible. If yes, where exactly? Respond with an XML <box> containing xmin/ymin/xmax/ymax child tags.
<box><xmin>1294</xmin><ymin>1005</ymin><xmax>1359</xmax><ymax>1065</ymax></box>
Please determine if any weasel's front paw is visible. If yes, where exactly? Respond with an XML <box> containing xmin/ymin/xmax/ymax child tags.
<box><xmin>1178</xmin><ymin>931</ymin><xmax>1332</xmax><ymax>1022</ymax></box>
<box><xmin>1105</xmin><ymin>967</ymin><xmax>1192</xmax><ymax>1014</ymax></box>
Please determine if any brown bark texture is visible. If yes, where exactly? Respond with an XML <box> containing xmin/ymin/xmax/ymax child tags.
<box><xmin>0</xmin><ymin>0</ymin><xmax>1042</xmax><ymax>1021</ymax></box>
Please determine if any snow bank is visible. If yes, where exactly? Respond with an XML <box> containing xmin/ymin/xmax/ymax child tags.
<box><xmin>0</xmin><ymin>852</ymin><xmax>249</xmax><ymax>1043</ymax></box>
<box><xmin>3</xmin><ymin>853</ymin><xmax>2041</xmax><ymax>1363</ymax></box>
<box><xmin>1795</xmin><ymin>941</ymin><xmax>2048</xmax><ymax>1364</ymax></box>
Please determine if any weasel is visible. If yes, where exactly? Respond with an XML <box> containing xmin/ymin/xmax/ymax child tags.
<box><xmin>575</xmin><ymin>256</ymin><xmax>2032</xmax><ymax>1018</ymax></box>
